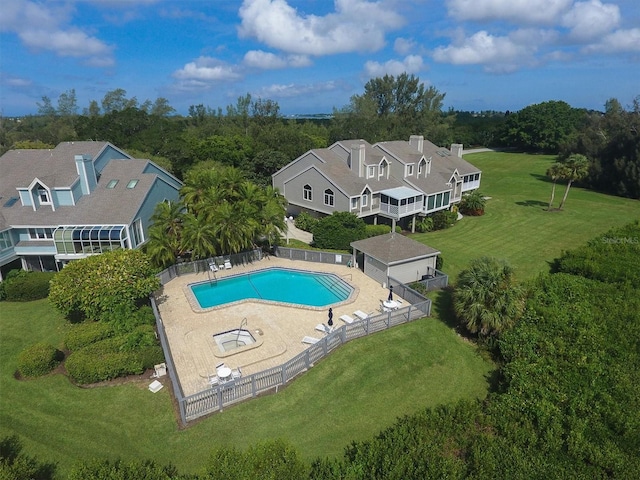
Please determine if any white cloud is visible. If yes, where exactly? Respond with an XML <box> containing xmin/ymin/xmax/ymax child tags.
<box><xmin>432</xmin><ymin>30</ymin><xmax>537</xmax><ymax>73</ymax></box>
<box><xmin>238</xmin><ymin>0</ymin><xmax>404</xmax><ymax>56</ymax></box>
<box><xmin>394</xmin><ymin>37</ymin><xmax>415</xmax><ymax>55</ymax></box>
<box><xmin>0</xmin><ymin>0</ymin><xmax>114</xmax><ymax>66</ymax></box>
<box><xmin>173</xmin><ymin>57</ymin><xmax>243</xmax><ymax>83</ymax></box>
<box><xmin>243</xmin><ymin>50</ymin><xmax>312</xmax><ymax>69</ymax></box>
<box><xmin>446</xmin><ymin>0</ymin><xmax>573</xmax><ymax>25</ymax></box>
<box><xmin>583</xmin><ymin>27</ymin><xmax>640</xmax><ymax>53</ymax></box>
<box><xmin>364</xmin><ymin>55</ymin><xmax>424</xmax><ymax>77</ymax></box>
<box><xmin>255</xmin><ymin>81</ymin><xmax>342</xmax><ymax>99</ymax></box>
<box><xmin>561</xmin><ymin>0</ymin><xmax>620</xmax><ymax>41</ymax></box>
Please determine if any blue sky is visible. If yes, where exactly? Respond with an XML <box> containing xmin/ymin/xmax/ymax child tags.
<box><xmin>1</xmin><ymin>0</ymin><xmax>639</xmax><ymax>117</ymax></box>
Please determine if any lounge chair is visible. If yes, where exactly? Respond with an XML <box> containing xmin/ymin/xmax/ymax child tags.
<box><xmin>315</xmin><ymin>323</ymin><xmax>333</xmax><ymax>334</ymax></box>
<box><xmin>224</xmin><ymin>259</ymin><xmax>232</xmax><ymax>269</ymax></box>
<box><xmin>208</xmin><ymin>375</ymin><xmax>219</xmax><ymax>386</ymax></box>
<box><xmin>302</xmin><ymin>336</ymin><xmax>321</xmax><ymax>344</ymax></box>
<box><xmin>340</xmin><ymin>314</ymin><xmax>355</xmax><ymax>324</ymax></box>
<box><xmin>231</xmin><ymin>367</ymin><xmax>242</xmax><ymax>380</ymax></box>
<box><xmin>353</xmin><ymin>310</ymin><xmax>369</xmax><ymax>320</ymax></box>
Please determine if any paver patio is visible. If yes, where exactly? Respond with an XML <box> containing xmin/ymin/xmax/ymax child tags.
<box><xmin>155</xmin><ymin>256</ymin><xmax>396</xmax><ymax>396</ymax></box>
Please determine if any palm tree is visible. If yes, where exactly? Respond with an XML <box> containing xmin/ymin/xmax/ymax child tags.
<box><xmin>180</xmin><ymin>212</ymin><xmax>217</xmax><ymax>260</ymax></box>
<box><xmin>150</xmin><ymin>200</ymin><xmax>184</xmax><ymax>240</ymax></box>
<box><xmin>180</xmin><ymin>169</ymin><xmax>218</xmax><ymax>214</ymax></box>
<box><xmin>144</xmin><ymin>226</ymin><xmax>179</xmax><ymax>268</ymax></box>
<box><xmin>545</xmin><ymin>162</ymin><xmax>567</xmax><ymax>211</ymax></box>
<box><xmin>459</xmin><ymin>191</ymin><xmax>486</xmax><ymax>216</ymax></box>
<box><xmin>453</xmin><ymin>257</ymin><xmax>525</xmax><ymax>337</ymax></box>
<box><xmin>211</xmin><ymin>202</ymin><xmax>259</xmax><ymax>255</ymax></box>
<box><xmin>558</xmin><ymin>154</ymin><xmax>589</xmax><ymax>210</ymax></box>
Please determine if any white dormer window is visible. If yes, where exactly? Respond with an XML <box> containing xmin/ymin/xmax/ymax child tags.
<box><xmin>406</xmin><ymin>164</ymin><xmax>414</xmax><ymax>177</ymax></box>
<box><xmin>418</xmin><ymin>159</ymin><xmax>426</xmax><ymax>176</ymax></box>
<box><xmin>367</xmin><ymin>165</ymin><xmax>376</xmax><ymax>178</ymax></box>
<box><xmin>379</xmin><ymin>160</ymin><xmax>388</xmax><ymax>179</ymax></box>
<box><xmin>38</xmin><ymin>188</ymin><xmax>51</xmax><ymax>204</ymax></box>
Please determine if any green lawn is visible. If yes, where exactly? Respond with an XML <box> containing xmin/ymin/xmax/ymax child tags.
<box><xmin>2</xmin><ymin>151</ymin><xmax>637</xmax><ymax>476</ymax></box>
<box><xmin>412</xmin><ymin>152</ymin><xmax>640</xmax><ymax>281</ymax></box>
<box><xmin>0</xmin><ymin>299</ymin><xmax>491</xmax><ymax>476</ymax></box>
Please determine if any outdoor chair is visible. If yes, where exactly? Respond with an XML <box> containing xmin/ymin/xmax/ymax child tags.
<box><xmin>302</xmin><ymin>335</ymin><xmax>321</xmax><ymax>344</ymax></box>
<box><xmin>340</xmin><ymin>314</ymin><xmax>355</xmax><ymax>324</ymax></box>
<box><xmin>224</xmin><ymin>259</ymin><xmax>232</xmax><ymax>269</ymax></box>
<box><xmin>208</xmin><ymin>375</ymin><xmax>219</xmax><ymax>387</ymax></box>
<box><xmin>315</xmin><ymin>323</ymin><xmax>333</xmax><ymax>334</ymax></box>
<box><xmin>231</xmin><ymin>367</ymin><xmax>242</xmax><ymax>380</ymax></box>
<box><xmin>353</xmin><ymin>310</ymin><xmax>369</xmax><ymax>320</ymax></box>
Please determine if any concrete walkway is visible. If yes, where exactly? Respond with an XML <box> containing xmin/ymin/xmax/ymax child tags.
<box><xmin>285</xmin><ymin>222</ymin><xmax>313</xmax><ymax>243</ymax></box>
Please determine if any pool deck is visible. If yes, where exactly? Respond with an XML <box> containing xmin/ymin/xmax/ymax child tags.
<box><xmin>155</xmin><ymin>257</ymin><xmax>395</xmax><ymax>397</ymax></box>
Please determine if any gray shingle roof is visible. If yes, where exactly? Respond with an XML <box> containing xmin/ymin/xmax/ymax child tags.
<box><xmin>350</xmin><ymin>232</ymin><xmax>440</xmax><ymax>265</ymax></box>
<box><xmin>0</xmin><ymin>141</ymin><xmax>168</xmax><ymax>230</ymax></box>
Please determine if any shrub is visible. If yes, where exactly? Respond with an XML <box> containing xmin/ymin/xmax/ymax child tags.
<box><xmin>436</xmin><ymin>255</ymin><xmax>444</xmax><ymax>270</ymax></box>
<box><xmin>432</xmin><ymin>210</ymin><xmax>458</xmax><ymax>230</ymax></box>
<box><xmin>293</xmin><ymin>211</ymin><xmax>318</xmax><ymax>232</ymax></box>
<box><xmin>65</xmin><ymin>338</ymin><xmax>144</xmax><ymax>384</ymax></box>
<box><xmin>106</xmin><ymin>304</ymin><xmax>156</xmax><ymax>333</ymax></box>
<box><xmin>365</xmin><ymin>224</ymin><xmax>392</xmax><ymax>237</ymax></box>
<box><xmin>4</xmin><ymin>271</ymin><xmax>55</xmax><ymax>302</ymax></box>
<box><xmin>459</xmin><ymin>191</ymin><xmax>486</xmax><ymax>216</ymax></box>
<box><xmin>416</xmin><ymin>217</ymin><xmax>434</xmax><ymax>233</ymax></box>
<box><xmin>17</xmin><ymin>342</ymin><xmax>63</xmax><ymax>378</ymax></box>
<box><xmin>64</xmin><ymin>321</ymin><xmax>115</xmax><ymax>351</ymax></box>
<box><xmin>120</xmin><ymin>325</ymin><xmax>157</xmax><ymax>352</ymax></box>
<box><xmin>312</xmin><ymin>212</ymin><xmax>367</xmax><ymax>250</ymax></box>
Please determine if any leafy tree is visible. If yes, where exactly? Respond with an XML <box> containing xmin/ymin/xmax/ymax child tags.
<box><xmin>557</xmin><ymin>153</ymin><xmax>589</xmax><ymax>209</ymax></box>
<box><xmin>48</xmin><ymin>249</ymin><xmax>160</xmax><ymax>321</ymax></box>
<box><xmin>453</xmin><ymin>257</ymin><xmax>524</xmax><ymax>338</ymax></box>
<box><xmin>312</xmin><ymin>212</ymin><xmax>367</xmax><ymax>250</ymax></box>
<box><xmin>332</xmin><ymin>73</ymin><xmax>452</xmax><ymax>143</ymax></box>
<box><xmin>68</xmin><ymin>458</ymin><xmax>186</xmax><ymax>479</ymax></box>
<box><xmin>0</xmin><ymin>435</ymin><xmax>56</xmax><ymax>480</ymax></box>
<box><xmin>57</xmin><ymin>89</ymin><xmax>78</xmax><ymax>117</ymax></box>
<box><xmin>501</xmin><ymin>100</ymin><xmax>586</xmax><ymax>153</ymax></box>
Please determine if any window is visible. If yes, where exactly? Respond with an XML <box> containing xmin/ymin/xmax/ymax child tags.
<box><xmin>418</xmin><ymin>160</ymin><xmax>425</xmax><ymax>175</ymax></box>
<box><xmin>29</xmin><ymin>228</ymin><xmax>53</xmax><ymax>240</ymax></box>
<box><xmin>351</xmin><ymin>198</ymin><xmax>358</xmax><ymax>209</ymax></box>
<box><xmin>379</xmin><ymin>160</ymin><xmax>388</xmax><ymax>178</ymax></box>
<box><xmin>362</xmin><ymin>194</ymin><xmax>368</xmax><ymax>207</ymax></box>
<box><xmin>367</xmin><ymin>165</ymin><xmax>376</xmax><ymax>178</ymax></box>
<box><xmin>406</xmin><ymin>164</ymin><xmax>414</xmax><ymax>176</ymax></box>
<box><xmin>0</xmin><ymin>230</ymin><xmax>12</xmax><ymax>250</ymax></box>
<box><xmin>324</xmin><ymin>189</ymin><xmax>334</xmax><ymax>206</ymax></box>
<box><xmin>132</xmin><ymin>219</ymin><xmax>144</xmax><ymax>247</ymax></box>
<box><xmin>303</xmin><ymin>184</ymin><xmax>312</xmax><ymax>201</ymax></box>
<box><xmin>427</xmin><ymin>195</ymin><xmax>435</xmax><ymax>210</ymax></box>
<box><xmin>106</xmin><ymin>180</ymin><xmax>119</xmax><ymax>189</ymax></box>
<box><xmin>435</xmin><ymin>193</ymin><xmax>443</xmax><ymax>208</ymax></box>
<box><xmin>38</xmin><ymin>188</ymin><xmax>51</xmax><ymax>204</ymax></box>
<box><xmin>127</xmin><ymin>179</ymin><xmax>139</xmax><ymax>189</ymax></box>
<box><xmin>443</xmin><ymin>191</ymin><xmax>450</xmax><ymax>205</ymax></box>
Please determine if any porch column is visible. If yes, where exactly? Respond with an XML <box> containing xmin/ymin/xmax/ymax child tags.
<box><xmin>411</xmin><ymin>215</ymin><xmax>416</xmax><ymax>233</ymax></box>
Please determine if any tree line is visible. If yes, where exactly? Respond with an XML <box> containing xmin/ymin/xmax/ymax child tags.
<box><xmin>0</xmin><ymin>77</ymin><xmax>637</xmax><ymax>198</ymax></box>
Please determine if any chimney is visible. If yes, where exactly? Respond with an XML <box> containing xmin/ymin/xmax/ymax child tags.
<box><xmin>350</xmin><ymin>143</ymin><xmax>365</xmax><ymax>177</ymax></box>
<box><xmin>409</xmin><ymin>135</ymin><xmax>424</xmax><ymax>153</ymax></box>
<box><xmin>75</xmin><ymin>154</ymin><xmax>97</xmax><ymax>195</ymax></box>
<box><xmin>450</xmin><ymin>143</ymin><xmax>463</xmax><ymax>158</ymax></box>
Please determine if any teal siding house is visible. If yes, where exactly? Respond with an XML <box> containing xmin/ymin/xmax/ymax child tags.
<box><xmin>0</xmin><ymin>141</ymin><xmax>182</xmax><ymax>280</ymax></box>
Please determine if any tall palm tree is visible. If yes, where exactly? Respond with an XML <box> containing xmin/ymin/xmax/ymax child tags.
<box><xmin>150</xmin><ymin>200</ymin><xmax>184</xmax><ymax>239</ymax></box>
<box><xmin>180</xmin><ymin>169</ymin><xmax>218</xmax><ymax>214</ymax></box>
<box><xmin>453</xmin><ymin>257</ymin><xmax>525</xmax><ymax>337</ymax></box>
<box><xmin>211</xmin><ymin>202</ymin><xmax>259</xmax><ymax>255</ymax></box>
<box><xmin>558</xmin><ymin>154</ymin><xmax>589</xmax><ymax>210</ymax></box>
<box><xmin>545</xmin><ymin>162</ymin><xmax>568</xmax><ymax>211</ymax></box>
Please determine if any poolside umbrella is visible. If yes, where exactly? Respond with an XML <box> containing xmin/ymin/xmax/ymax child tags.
<box><xmin>328</xmin><ymin>308</ymin><xmax>334</xmax><ymax>326</ymax></box>
<box><xmin>388</xmin><ymin>285</ymin><xmax>394</xmax><ymax>302</ymax></box>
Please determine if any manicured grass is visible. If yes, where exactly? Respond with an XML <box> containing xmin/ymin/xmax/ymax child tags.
<box><xmin>5</xmin><ymin>152</ymin><xmax>636</xmax><ymax>476</ymax></box>
<box><xmin>0</xmin><ymin>299</ymin><xmax>492</xmax><ymax>476</ymax></box>
<box><xmin>412</xmin><ymin>152</ymin><xmax>640</xmax><ymax>281</ymax></box>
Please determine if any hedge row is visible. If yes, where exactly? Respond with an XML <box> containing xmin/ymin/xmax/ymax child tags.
<box><xmin>64</xmin><ymin>321</ymin><xmax>115</xmax><ymax>351</ymax></box>
<box><xmin>0</xmin><ymin>271</ymin><xmax>55</xmax><ymax>302</ymax></box>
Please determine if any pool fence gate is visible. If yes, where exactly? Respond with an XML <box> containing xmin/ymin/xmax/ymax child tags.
<box><xmin>152</xmin><ymin>251</ymin><xmax>445</xmax><ymax>425</ymax></box>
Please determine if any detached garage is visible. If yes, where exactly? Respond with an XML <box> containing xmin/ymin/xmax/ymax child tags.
<box><xmin>350</xmin><ymin>232</ymin><xmax>440</xmax><ymax>286</ymax></box>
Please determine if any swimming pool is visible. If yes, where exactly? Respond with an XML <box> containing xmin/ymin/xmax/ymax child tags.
<box><xmin>190</xmin><ymin>267</ymin><xmax>353</xmax><ymax>309</ymax></box>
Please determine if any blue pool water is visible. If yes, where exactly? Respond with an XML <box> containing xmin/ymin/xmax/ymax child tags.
<box><xmin>190</xmin><ymin>267</ymin><xmax>352</xmax><ymax>308</ymax></box>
